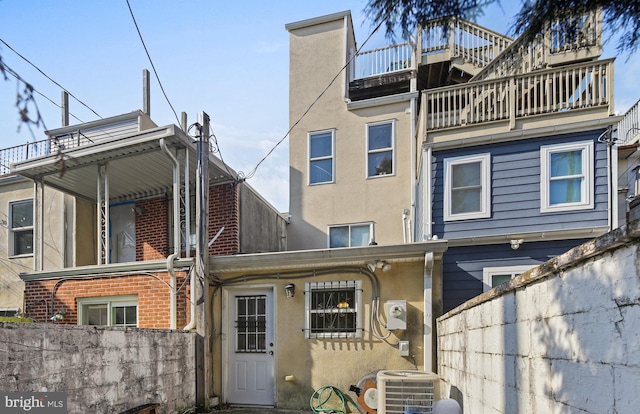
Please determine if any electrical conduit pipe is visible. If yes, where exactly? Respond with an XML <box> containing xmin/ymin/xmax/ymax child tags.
<box><xmin>160</xmin><ymin>138</ymin><xmax>180</xmax><ymax>330</ymax></box>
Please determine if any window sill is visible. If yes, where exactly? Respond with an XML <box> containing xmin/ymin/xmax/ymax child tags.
<box><xmin>9</xmin><ymin>253</ymin><xmax>34</xmax><ymax>259</ymax></box>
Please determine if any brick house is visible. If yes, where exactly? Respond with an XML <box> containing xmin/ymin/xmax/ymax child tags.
<box><xmin>3</xmin><ymin>109</ymin><xmax>285</xmax><ymax>329</ymax></box>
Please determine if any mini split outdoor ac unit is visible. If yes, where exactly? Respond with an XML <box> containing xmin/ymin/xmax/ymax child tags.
<box><xmin>377</xmin><ymin>370</ymin><xmax>440</xmax><ymax>414</ymax></box>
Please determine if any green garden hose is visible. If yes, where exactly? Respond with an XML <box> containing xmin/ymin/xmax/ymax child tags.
<box><xmin>310</xmin><ymin>386</ymin><xmax>363</xmax><ymax>414</ymax></box>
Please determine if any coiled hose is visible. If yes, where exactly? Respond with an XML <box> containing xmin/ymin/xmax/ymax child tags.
<box><xmin>310</xmin><ymin>386</ymin><xmax>362</xmax><ymax>413</ymax></box>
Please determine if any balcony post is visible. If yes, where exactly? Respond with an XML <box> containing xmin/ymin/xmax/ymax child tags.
<box><xmin>509</xmin><ymin>77</ymin><xmax>516</xmax><ymax>130</ymax></box>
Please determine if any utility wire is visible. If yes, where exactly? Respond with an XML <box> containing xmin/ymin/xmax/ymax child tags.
<box><xmin>243</xmin><ymin>17</ymin><xmax>387</xmax><ymax>180</ymax></box>
<box><xmin>2</xmin><ymin>67</ymin><xmax>85</xmax><ymax>124</ymax></box>
<box><xmin>0</xmin><ymin>38</ymin><xmax>102</xmax><ymax>119</ymax></box>
<box><xmin>126</xmin><ymin>0</ymin><xmax>181</xmax><ymax>126</ymax></box>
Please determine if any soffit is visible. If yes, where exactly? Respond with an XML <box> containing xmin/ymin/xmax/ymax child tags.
<box><xmin>10</xmin><ymin>125</ymin><xmax>235</xmax><ymax>203</ymax></box>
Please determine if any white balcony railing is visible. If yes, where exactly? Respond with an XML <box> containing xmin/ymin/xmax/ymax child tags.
<box><xmin>0</xmin><ymin>140</ymin><xmax>53</xmax><ymax>176</ymax></box>
<box><xmin>618</xmin><ymin>99</ymin><xmax>640</xmax><ymax>145</ymax></box>
<box><xmin>421</xmin><ymin>18</ymin><xmax>513</xmax><ymax>67</ymax></box>
<box><xmin>351</xmin><ymin>18</ymin><xmax>513</xmax><ymax>81</ymax></box>
<box><xmin>472</xmin><ymin>10</ymin><xmax>601</xmax><ymax>82</ymax></box>
<box><xmin>352</xmin><ymin>42</ymin><xmax>413</xmax><ymax>80</ymax></box>
<box><xmin>424</xmin><ymin>59</ymin><xmax>613</xmax><ymax>131</ymax></box>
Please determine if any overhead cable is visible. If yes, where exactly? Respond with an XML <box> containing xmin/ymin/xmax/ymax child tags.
<box><xmin>243</xmin><ymin>17</ymin><xmax>388</xmax><ymax>180</ymax></box>
<box><xmin>125</xmin><ymin>0</ymin><xmax>181</xmax><ymax>126</ymax></box>
<box><xmin>0</xmin><ymin>38</ymin><xmax>102</xmax><ymax>119</ymax></box>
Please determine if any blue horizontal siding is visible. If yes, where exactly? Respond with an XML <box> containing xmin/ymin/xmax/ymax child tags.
<box><xmin>432</xmin><ymin>129</ymin><xmax>610</xmax><ymax>240</ymax></box>
<box><xmin>443</xmin><ymin>239</ymin><xmax>590</xmax><ymax>312</ymax></box>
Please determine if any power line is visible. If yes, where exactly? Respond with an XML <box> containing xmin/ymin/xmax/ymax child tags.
<box><xmin>125</xmin><ymin>0</ymin><xmax>181</xmax><ymax>126</ymax></box>
<box><xmin>3</xmin><ymin>68</ymin><xmax>85</xmax><ymax>125</ymax></box>
<box><xmin>243</xmin><ymin>17</ymin><xmax>387</xmax><ymax>180</ymax></box>
<box><xmin>0</xmin><ymin>38</ymin><xmax>102</xmax><ymax>119</ymax></box>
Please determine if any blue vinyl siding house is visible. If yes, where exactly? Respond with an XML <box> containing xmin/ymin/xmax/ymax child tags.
<box><xmin>429</xmin><ymin>129</ymin><xmax>612</xmax><ymax>311</ymax></box>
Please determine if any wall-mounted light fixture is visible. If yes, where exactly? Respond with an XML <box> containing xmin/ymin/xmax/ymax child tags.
<box><xmin>285</xmin><ymin>283</ymin><xmax>295</xmax><ymax>298</ymax></box>
<box><xmin>50</xmin><ymin>309</ymin><xmax>67</xmax><ymax>322</ymax></box>
<box><xmin>366</xmin><ymin>260</ymin><xmax>392</xmax><ymax>273</ymax></box>
<box><xmin>510</xmin><ymin>239</ymin><xmax>524</xmax><ymax>250</ymax></box>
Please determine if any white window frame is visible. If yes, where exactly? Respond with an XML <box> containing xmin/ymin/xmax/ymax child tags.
<box><xmin>327</xmin><ymin>222</ymin><xmax>374</xmax><ymax>248</ymax></box>
<box><xmin>540</xmin><ymin>141</ymin><xmax>594</xmax><ymax>212</ymax></box>
<box><xmin>366</xmin><ymin>120</ymin><xmax>395</xmax><ymax>178</ymax></box>
<box><xmin>77</xmin><ymin>295</ymin><xmax>138</xmax><ymax>327</ymax></box>
<box><xmin>308</xmin><ymin>129</ymin><xmax>335</xmax><ymax>185</ymax></box>
<box><xmin>8</xmin><ymin>199</ymin><xmax>34</xmax><ymax>257</ymax></box>
<box><xmin>482</xmin><ymin>265</ymin><xmax>534</xmax><ymax>292</ymax></box>
<box><xmin>444</xmin><ymin>154</ymin><xmax>491</xmax><ymax>221</ymax></box>
<box><xmin>304</xmin><ymin>280</ymin><xmax>363</xmax><ymax>339</ymax></box>
<box><xmin>0</xmin><ymin>308</ymin><xmax>20</xmax><ymax>317</ymax></box>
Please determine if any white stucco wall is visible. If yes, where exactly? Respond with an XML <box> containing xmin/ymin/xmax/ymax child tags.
<box><xmin>437</xmin><ymin>221</ymin><xmax>640</xmax><ymax>413</ymax></box>
<box><xmin>0</xmin><ymin>177</ymin><xmax>69</xmax><ymax>312</ymax></box>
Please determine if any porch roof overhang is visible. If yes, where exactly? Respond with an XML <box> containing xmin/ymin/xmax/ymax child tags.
<box><xmin>208</xmin><ymin>241</ymin><xmax>448</xmax><ymax>274</ymax></box>
<box><xmin>19</xmin><ymin>257</ymin><xmax>195</xmax><ymax>282</ymax></box>
<box><xmin>10</xmin><ymin>124</ymin><xmax>236</xmax><ymax>203</ymax></box>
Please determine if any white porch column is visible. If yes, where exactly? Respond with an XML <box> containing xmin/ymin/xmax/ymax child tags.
<box><xmin>424</xmin><ymin>252</ymin><xmax>434</xmax><ymax>371</ymax></box>
<box><xmin>97</xmin><ymin>163</ymin><xmax>109</xmax><ymax>265</ymax></box>
<box><xmin>33</xmin><ymin>178</ymin><xmax>44</xmax><ymax>271</ymax></box>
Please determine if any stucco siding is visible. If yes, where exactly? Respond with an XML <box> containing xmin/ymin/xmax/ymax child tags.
<box><xmin>431</xmin><ymin>130</ymin><xmax>610</xmax><ymax>240</ymax></box>
<box><xmin>287</xmin><ymin>12</ymin><xmax>414</xmax><ymax>250</ymax></box>
<box><xmin>443</xmin><ymin>240</ymin><xmax>589</xmax><ymax>312</ymax></box>
<box><xmin>238</xmin><ymin>183</ymin><xmax>286</xmax><ymax>253</ymax></box>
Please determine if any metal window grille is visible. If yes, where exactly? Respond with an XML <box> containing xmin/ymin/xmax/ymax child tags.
<box><xmin>235</xmin><ymin>295</ymin><xmax>267</xmax><ymax>353</ymax></box>
<box><xmin>304</xmin><ymin>280</ymin><xmax>362</xmax><ymax>339</ymax></box>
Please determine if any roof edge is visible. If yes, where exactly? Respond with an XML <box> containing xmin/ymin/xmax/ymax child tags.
<box><xmin>285</xmin><ymin>10</ymin><xmax>351</xmax><ymax>32</ymax></box>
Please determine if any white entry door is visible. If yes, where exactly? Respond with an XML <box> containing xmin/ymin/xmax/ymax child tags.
<box><xmin>226</xmin><ymin>288</ymin><xmax>275</xmax><ymax>406</ymax></box>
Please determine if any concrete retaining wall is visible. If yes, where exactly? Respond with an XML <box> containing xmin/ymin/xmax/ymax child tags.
<box><xmin>437</xmin><ymin>221</ymin><xmax>640</xmax><ymax>413</ymax></box>
<box><xmin>0</xmin><ymin>323</ymin><xmax>196</xmax><ymax>413</ymax></box>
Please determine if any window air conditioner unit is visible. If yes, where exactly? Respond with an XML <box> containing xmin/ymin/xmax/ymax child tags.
<box><xmin>377</xmin><ymin>370</ymin><xmax>439</xmax><ymax>414</ymax></box>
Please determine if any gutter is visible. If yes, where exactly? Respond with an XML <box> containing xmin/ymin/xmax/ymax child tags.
<box><xmin>160</xmin><ymin>138</ymin><xmax>181</xmax><ymax>330</ymax></box>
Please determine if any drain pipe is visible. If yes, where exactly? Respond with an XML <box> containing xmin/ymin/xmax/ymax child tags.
<box><xmin>183</xmin><ymin>265</ymin><xmax>197</xmax><ymax>330</ymax></box>
<box><xmin>160</xmin><ymin>138</ymin><xmax>180</xmax><ymax>330</ymax></box>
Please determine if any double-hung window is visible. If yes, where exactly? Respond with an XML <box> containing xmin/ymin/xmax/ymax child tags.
<box><xmin>309</xmin><ymin>130</ymin><xmax>335</xmax><ymax>185</ymax></box>
<box><xmin>367</xmin><ymin>121</ymin><xmax>394</xmax><ymax>177</ymax></box>
<box><xmin>77</xmin><ymin>296</ymin><xmax>138</xmax><ymax>327</ymax></box>
<box><xmin>9</xmin><ymin>199</ymin><xmax>33</xmax><ymax>256</ymax></box>
<box><xmin>540</xmin><ymin>141</ymin><xmax>593</xmax><ymax>212</ymax></box>
<box><xmin>328</xmin><ymin>223</ymin><xmax>373</xmax><ymax>248</ymax></box>
<box><xmin>304</xmin><ymin>280</ymin><xmax>362</xmax><ymax>339</ymax></box>
<box><xmin>483</xmin><ymin>266</ymin><xmax>534</xmax><ymax>292</ymax></box>
<box><xmin>444</xmin><ymin>154</ymin><xmax>491</xmax><ymax>221</ymax></box>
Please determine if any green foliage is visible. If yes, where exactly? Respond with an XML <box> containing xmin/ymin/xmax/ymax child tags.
<box><xmin>365</xmin><ymin>0</ymin><xmax>497</xmax><ymax>41</ymax></box>
<box><xmin>0</xmin><ymin>316</ymin><xmax>34</xmax><ymax>323</ymax></box>
<box><xmin>365</xmin><ymin>0</ymin><xmax>640</xmax><ymax>54</ymax></box>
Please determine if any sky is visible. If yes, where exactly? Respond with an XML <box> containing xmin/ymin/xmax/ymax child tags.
<box><xmin>1</xmin><ymin>1</ymin><xmax>639</xmax><ymax>213</ymax></box>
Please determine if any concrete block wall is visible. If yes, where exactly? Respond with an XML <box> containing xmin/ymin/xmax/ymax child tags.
<box><xmin>0</xmin><ymin>322</ymin><xmax>196</xmax><ymax>413</ymax></box>
<box><xmin>23</xmin><ymin>272</ymin><xmax>190</xmax><ymax>329</ymax></box>
<box><xmin>437</xmin><ymin>221</ymin><xmax>640</xmax><ymax>414</ymax></box>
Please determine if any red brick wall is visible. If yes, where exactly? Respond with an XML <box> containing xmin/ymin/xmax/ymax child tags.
<box><xmin>23</xmin><ymin>183</ymin><xmax>238</xmax><ymax>329</ymax></box>
<box><xmin>209</xmin><ymin>183</ymin><xmax>240</xmax><ymax>255</ymax></box>
<box><xmin>136</xmin><ymin>197</ymin><xmax>169</xmax><ymax>261</ymax></box>
<box><xmin>23</xmin><ymin>271</ymin><xmax>190</xmax><ymax>329</ymax></box>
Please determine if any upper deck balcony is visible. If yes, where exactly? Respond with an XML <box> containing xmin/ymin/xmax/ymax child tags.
<box><xmin>348</xmin><ymin>10</ymin><xmax>603</xmax><ymax>104</ymax></box>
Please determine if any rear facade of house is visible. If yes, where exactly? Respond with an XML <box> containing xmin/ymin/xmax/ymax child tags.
<box><xmin>0</xmin><ymin>109</ymin><xmax>286</xmax><ymax>329</ymax></box>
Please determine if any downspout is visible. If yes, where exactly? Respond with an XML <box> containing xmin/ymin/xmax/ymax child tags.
<box><xmin>423</xmin><ymin>252</ymin><xmax>434</xmax><ymax>372</ymax></box>
<box><xmin>160</xmin><ymin>138</ymin><xmax>179</xmax><ymax>330</ymax></box>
